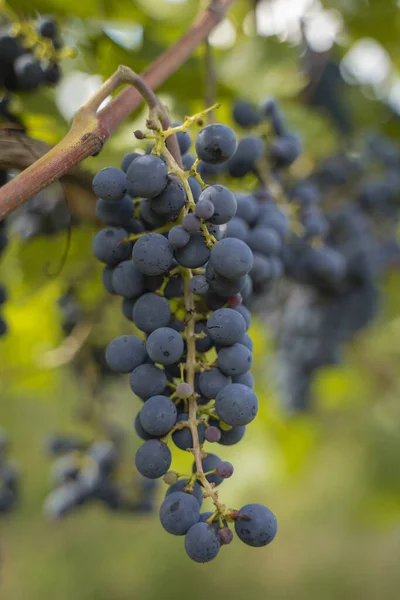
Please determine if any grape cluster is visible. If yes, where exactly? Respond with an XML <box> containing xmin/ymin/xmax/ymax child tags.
<box><xmin>44</xmin><ymin>435</ymin><xmax>157</xmax><ymax>519</ymax></box>
<box><xmin>0</xmin><ymin>428</ymin><xmax>20</xmax><ymax>515</ymax></box>
<box><xmin>92</xmin><ymin>116</ymin><xmax>277</xmax><ymax>562</ymax></box>
<box><xmin>0</xmin><ymin>16</ymin><xmax>63</xmax><ymax>92</ymax></box>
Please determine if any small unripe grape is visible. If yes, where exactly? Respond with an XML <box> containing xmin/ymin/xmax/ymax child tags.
<box><xmin>183</xmin><ymin>213</ymin><xmax>201</xmax><ymax>233</ymax></box>
<box><xmin>205</xmin><ymin>426</ymin><xmax>221</xmax><ymax>443</ymax></box>
<box><xmin>163</xmin><ymin>471</ymin><xmax>179</xmax><ymax>485</ymax></box>
<box><xmin>218</xmin><ymin>527</ymin><xmax>233</xmax><ymax>545</ymax></box>
<box><xmin>176</xmin><ymin>382</ymin><xmax>193</xmax><ymax>398</ymax></box>
<box><xmin>215</xmin><ymin>461</ymin><xmax>234</xmax><ymax>479</ymax></box>
<box><xmin>228</xmin><ymin>294</ymin><xmax>243</xmax><ymax>307</ymax></box>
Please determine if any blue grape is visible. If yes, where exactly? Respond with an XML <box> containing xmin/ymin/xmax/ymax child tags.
<box><xmin>168</xmin><ymin>226</ymin><xmax>190</xmax><ymax>248</ymax></box>
<box><xmin>184</xmin><ymin>522</ymin><xmax>220</xmax><ymax>562</ymax></box>
<box><xmin>207</xmin><ymin>308</ymin><xmax>246</xmax><ymax>345</ymax></box>
<box><xmin>210</xmin><ymin>238</ymin><xmax>253</xmax><ymax>280</ymax></box>
<box><xmin>133</xmin><ymin>233</ymin><xmax>173</xmax><ymax>276</ymax></box>
<box><xmin>195</xmin><ymin>124</ymin><xmax>237</xmax><ymax>164</ymax></box>
<box><xmin>139</xmin><ymin>395</ymin><xmax>177</xmax><ymax>436</ymax></box>
<box><xmin>159</xmin><ymin>491</ymin><xmax>200</xmax><ymax>535</ymax></box>
<box><xmin>121</xmin><ymin>151</ymin><xmax>141</xmax><ymax>173</ymax></box>
<box><xmin>130</xmin><ymin>364</ymin><xmax>167</xmax><ymax>400</ymax></box>
<box><xmin>126</xmin><ymin>155</ymin><xmax>168</xmax><ymax>198</ymax></box>
<box><xmin>146</xmin><ymin>327</ymin><xmax>184</xmax><ymax>366</ymax></box>
<box><xmin>135</xmin><ymin>440</ymin><xmax>171</xmax><ymax>479</ymax></box>
<box><xmin>105</xmin><ymin>335</ymin><xmax>147</xmax><ymax>373</ymax></box>
<box><xmin>226</xmin><ymin>216</ymin><xmax>249</xmax><ymax>241</ymax></box>
<box><xmin>174</xmin><ymin>233</ymin><xmax>210</xmax><ymax>268</ymax></box>
<box><xmin>133</xmin><ymin>293</ymin><xmax>171</xmax><ymax>333</ymax></box>
<box><xmin>92</xmin><ymin>167</ymin><xmax>127</xmax><ymax>201</ymax></box>
<box><xmin>217</xmin><ymin>344</ymin><xmax>253</xmax><ymax>376</ymax></box>
<box><xmin>199</xmin><ymin>368</ymin><xmax>231</xmax><ymax>399</ymax></box>
<box><xmin>111</xmin><ymin>260</ymin><xmax>144</xmax><ymax>299</ymax></box>
<box><xmin>92</xmin><ymin>227</ymin><xmax>130</xmax><ymax>265</ymax></box>
<box><xmin>150</xmin><ymin>176</ymin><xmax>186</xmax><ymax>217</ymax></box>
<box><xmin>233</xmin><ymin>101</ymin><xmax>262</xmax><ymax>128</ymax></box>
<box><xmin>215</xmin><ymin>383</ymin><xmax>258</xmax><ymax>426</ymax></box>
<box><xmin>232</xmin><ymin>371</ymin><xmax>254</xmax><ymax>388</ymax></box>
<box><xmin>234</xmin><ymin>504</ymin><xmax>277</xmax><ymax>547</ymax></box>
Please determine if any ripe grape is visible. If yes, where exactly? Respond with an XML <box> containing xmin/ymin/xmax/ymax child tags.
<box><xmin>92</xmin><ymin>167</ymin><xmax>127</xmax><ymax>202</ymax></box>
<box><xmin>206</xmin><ymin>308</ymin><xmax>247</xmax><ymax>345</ymax></box>
<box><xmin>130</xmin><ymin>364</ymin><xmax>167</xmax><ymax>400</ymax></box>
<box><xmin>132</xmin><ymin>293</ymin><xmax>171</xmax><ymax>333</ymax></box>
<box><xmin>215</xmin><ymin>383</ymin><xmax>258</xmax><ymax>426</ymax></box>
<box><xmin>184</xmin><ymin>522</ymin><xmax>220</xmax><ymax>562</ymax></box>
<box><xmin>159</xmin><ymin>491</ymin><xmax>200</xmax><ymax>535</ymax></box>
<box><xmin>132</xmin><ymin>233</ymin><xmax>174</xmax><ymax>276</ymax></box>
<box><xmin>92</xmin><ymin>227</ymin><xmax>130</xmax><ymax>265</ymax></box>
<box><xmin>139</xmin><ymin>395</ymin><xmax>177</xmax><ymax>436</ymax></box>
<box><xmin>135</xmin><ymin>440</ymin><xmax>172</xmax><ymax>479</ymax></box>
<box><xmin>126</xmin><ymin>155</ymin><xmax>168</xmax><ymax>198</ymax></box>
<box><xmin>105</xmin><ymin>335</ymin><xmax>147</xmax><ymax>373</ymax></box>
<box><xmin>195</xmin><ymin>123</ymin><xmax>237</xmax><ymax>164</ymax></box>
<box><xmin>234</xmin><ymin>504</ymin><xmax>277</xmax><ymax>547</ymax></box>
<box><xmin>198</xmin><ymin>185</ymin><xmax>237</xmax><ymax>225</ymax></box>
<box><xmin>210</xmin><ymin>238</ymin><xmax>253</xmax><ymax>280</ymax></box>
<box><xmin>146</xmin><ymin>327</ymin><xmax>184</xmax><ymax>366</ymax></box>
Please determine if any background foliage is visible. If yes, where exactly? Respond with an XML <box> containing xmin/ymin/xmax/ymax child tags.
<box><xmin>2</xmin><ymin>0</ymin><xmax>400</xmax><ymax>598</ymax></box>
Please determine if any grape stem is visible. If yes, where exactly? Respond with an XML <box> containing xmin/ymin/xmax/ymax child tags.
<box><xmin>183</xmin><ymin>272</ymin><xmax>227</xmax><ymax>516</ymax></box>
<box><xmin>0</xmin><ymin>0</ymin><xmax>235</xmax><ymax>220</ymax></box>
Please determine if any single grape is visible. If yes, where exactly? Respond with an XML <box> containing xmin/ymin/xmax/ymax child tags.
<box><xmin>133</xmin><ymin>293</ymin><xmax>171</xmax><ymax>333</ymax></box>
<box><xmin>92</xmin><ymin>167</ymin><xmax>127</xmax><ymax>202</ymax></box>
<box><xmin>183</xmin><ymin>213</ymin><xmax>201</xmax><ymax>233</ymax></box>
<box><xmin>105</xmin><ymin>335</ymin><xmax>147</xmax><ymax>373</ymax></box>
<box><xmin>218</xmin><ymin>527</ymin><xmax>233</xmax><ymax>545</ymax></box>
<box><xmin>130</xmin><ymin>364</ymin><xmax>167</xmax><ymax>400</ymax></box>
<box><xmin>233</xmin><ymin>100</ymin><xmax>262</xmax><ymax>128</ymax></box>
<box><xmin>132</xmin><ymin>233</ymin><xmax>174</xmax><ymax>276</ymax></box>
<box><xmin>150</xmin><ymin>176</ymin><xmax>186</xmax><ymax>217</ymax></box>
<box><xmin>204</xmin><ymin>426</ymin><xmax>221</xmax><ymax>443</ymax></box>
<box><xmin>146</xmin><ymin>327</ymin><xmax>184</xmax><ymax>366</ymax></box>
<box><xmin>190</xmin><ymin>274</ymin><xmax>209</xmax><ymax>295</ymax></box>
<box><xmin>92</xmin><ymin>227</ymin><xmax>130</xmax><ymax>265</ymax></box>
<box><xmin>126</xmin><ymin>155</ymin><xmax>168</xmax><ymax>198</ymax></box>
<box><xmin>250</xmin><ymin>253</ymin><xmax>273</xmax><ymax>283</ymax></box>
<box><xmin>270</xmin><ymin>133</ymin><xmax>301</xmax><ymax>168</ymax></box>
<box><xmin>139</xmin><ymin>395</ymin><xmax>177</xmax><ymax>436</ymax></box>
<box><xmin>135</xmin><ymin>440</ymin><xmax>172</xmax><ymax>479</ymax></box>
<box><xmin>195</xmin><ymin>199</ymin><xmax>215</xmax><ymax>220</ymax></box>
<box><xmin>215</xmin><ymin>383</ymin><xmax>258</xmax><ymax>426</ymax></box>
<box><xmin>234</xmin><ymin>504</ymin><xmax>277</xmax><ymax>547</ymax></box>
<box><xmin>207</xmin><ymin>308</ymin><xmax>247</xmax><ymax>346</ymax></box>
<box><xmin>185</xmin><ymin>522</ymin><xmax>220</xmax><ymax>562</ymax></box>
<box><xmin>174</xmin><ymin>233</ymin><xmax>210</xmax><ymax>268</ymax></box>
<box><xmin>195</xmin><ymin>123</ymin><xmax>237</xmax><ymax>164</ymax></box>
<box><xmin>198</xmin><ymin>185</ymin><xmax>237</xmax><ymax>225</ymax></box>
<box><xmin>111</xmin><ymin>260</ymin><xmax>145</xmax><ymax>299</ymax></box>
<box><xmin>199</xmin><ymin>368</ymin><xmax>231</xmax><ymax>399</ymax></box>
<box><xmin>176</xmin><ymin>382</ymin><xmax>193</xmax><ymax>398</ymax></box>
<box><xmin>239</xmin><ymin>332</ymin><xmax>254</xmax><ymax>352</ymax></box>
<box><xmin>163</xmin><ymin>471</ymin><xmax>179</xmax><ymax>486</ymax></box>
<box><xmin>210</xmin><ymin>238</ymin><xmax>253</xmax><ymax>280</ymax></box>
<box><xmin>209</xmin><ymin>421</ymin><xmax>246</xmax><ymax>446</ymax></box>
<box><xmin>168</xmin><ymin>226</ymin><xmax>190</xmax><ymax>248</ymax></box>
<box><xmin>159</xmin><ymin>491</ymin><xmax>200</xmax><ymax>535</ymax></box>
<box><xmin>215</xmin><ymin>461</ymin><xmax>234</xmax><ymax>479</ymax></box>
